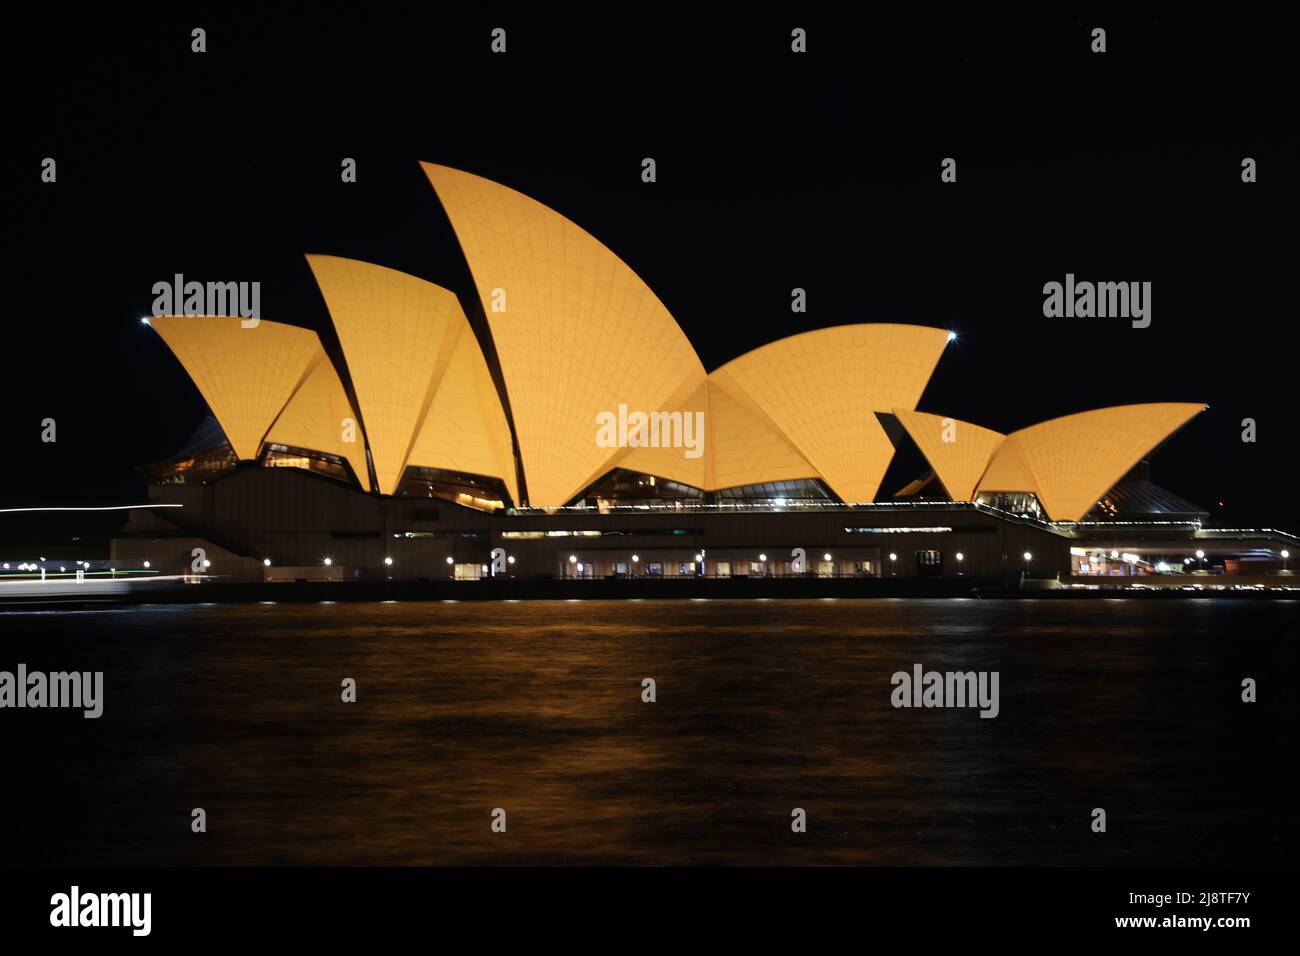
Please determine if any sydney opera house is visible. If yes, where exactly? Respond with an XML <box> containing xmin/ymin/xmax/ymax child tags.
<box><xmin>109</xmin><ymin>164</ymin><xmax>1295</xmax><ymax>587</ymax></box>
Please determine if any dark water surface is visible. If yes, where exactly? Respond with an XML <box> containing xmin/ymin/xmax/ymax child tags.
<box><xmin>1</xmin><ymin>599</ymin><xmax>1294</xmax><ymax>866</ymax></box>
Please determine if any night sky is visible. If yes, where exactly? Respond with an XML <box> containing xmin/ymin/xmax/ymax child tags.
<box><xmin>5</xmin><ymin>13</ymin><xmax>1296</xmax><ymax>527</ymax></box>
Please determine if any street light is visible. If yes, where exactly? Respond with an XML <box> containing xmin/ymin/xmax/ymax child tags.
<box><xmin>1196</xmin><ymin>549</ymin><xmax>1205</xmax><ymax>570</ymax></box>
<box><xmin>889</xmin><ymin>552</ymin><xmax>897</xmax><ymax>576</ymax></box>
<box><xmin>1282</xmin><ymin>549</ymin><xmax>1290</xmax><ymax>571</ymax></box>
<box><xmin>383</xmin><ymin>556</ymin><xmax>393</xmax><ymax>566</ymax></box>
<box><xmin>264</xmin><ymin>558</ymin><xmax>272</xmax><ymax>567</ymax></box>
<box><xmin>955</xmin><ymin>552</ymin><xmax>964</xmax><ymax>575</ymax></box>
<box><xmin>323</xmin><ymin>557</ymin><xmax>332</xmax><ymax>566</ymax></box>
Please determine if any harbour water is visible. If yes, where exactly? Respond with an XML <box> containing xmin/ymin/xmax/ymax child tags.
<box><xmin>1</xmin><ymin>598</ymin><xmax>1293</xmax><ymax>866</ymax></box>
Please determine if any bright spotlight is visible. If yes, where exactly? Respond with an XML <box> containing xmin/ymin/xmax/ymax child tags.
<box><xmin>569</xmin><ymin>554</ymin><xmax>578</xmax><ymax>563</ymax></box>
<box><xmin>323</xmin><ymin>557</ymin><xmax>333</xmax><ymax>566</ymax></box>
<box><xmin>383</xmin><ymin>556</ymin><xmax>393</xmax><ymax>566</ymax></box>
<box><xmin>263</xmin><ymin>558</ymin><xmax>272</xmax><ymax>567</ymax></box>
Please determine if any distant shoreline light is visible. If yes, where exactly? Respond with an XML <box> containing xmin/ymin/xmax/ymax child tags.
<box><xmin>0</xmin><ymin>504</ymin><xmax>183</xmax><ymax>513</ymax></box>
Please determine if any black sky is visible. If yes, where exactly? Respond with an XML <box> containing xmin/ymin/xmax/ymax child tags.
<box><xmin>4</xmin><ymin>12</ymin><xmax>1297</xmax><ymax>527</ymax></box>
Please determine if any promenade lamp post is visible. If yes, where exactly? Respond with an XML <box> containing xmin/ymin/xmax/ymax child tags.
<box><xmin>446</xmin><ymin>555</ymin><xmax>455</xmax><ymax>579</ymax></box>
<box><xmin>823</xmin><ymin>552</ymin><xmax>833</xmax><ymax>578</ymax></box>
<box><xmin>569</xmin><ymin>554</ymin><xmax>578</xmax><ymax>580</ymax></box>
<box><xmin>1282</xmin><ymin>549</ymin><xmax>1290</xmax><ymax>571</ymax></box>
<box><xmin>759</xmin><ymin>553</ymin><xmax>768</xmax><ymax>577</ymax></box>
<box><xmin>1022</xmin><ymin>551</ymin><xmax>1032</xmax><ymax>576</ymax></box>
<box><xmin>1196</xmin><ymin>549</ymin><xmax>1205</xmax><ymax>570</ymax></box>
<box><xmin>383</xmin><ymin>555</ymin><xmax>393</xmax><ymax>579</ymax></box>
<box><xmin>955</xmin><ymin>552</ymin><xmax>964</xmax><ymax>576</ymax></box>
<box><xmin>889</xmin><ymin>552</ymin><xmax>897</xmax><ymax>576</ymax></box>
<box><xmin>630</xmin><ymin>554</ymin><xmax>639</xmax><ymax>577</ymax></box>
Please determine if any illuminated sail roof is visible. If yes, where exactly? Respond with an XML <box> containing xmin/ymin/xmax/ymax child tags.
<box><xmin>711</xmin><ymin>325</ymin><xmax>951</xmax><ymax>503</ymax></box>
<box><xmin>149</xmin><ymin>167</ymin><xmax>1207</xmax><ymax>521</ymax></box>
<box><xmin>149</xmin><ymin>315</ymin><xmax>320</xmax><ymax>461</ymax></box>
<box><xmin>405</xmin><ymin>319</ymin><xmax>519</xmax><ymax>505</ymax></box>
<box><xmin>893</xmin><ymin>410</ymin><xmax>1005</xmax><ymax>501</ymax></box>
<box><xmin>264</xmin><ymin>348</ymin><xmax>370</xmax><ymax>490</ymax></box>
<box><xmin>976</xmin><ymin>402</ymin><xmax>1206</xmax><ymax>520</ymax></box>
<box><xmin>616</xmin><ymin>376</ymin><xmax>817</xmax><ymax>492</ymax></box>
<box><xmin>306</xmin><ymin>255</ymin><xmax>514</xmax><ymax>497</ymax></box>
<box><xmin>422</xmin><ymin>162</ymin><xmax>707</xmax><ymax>507</ymax></box>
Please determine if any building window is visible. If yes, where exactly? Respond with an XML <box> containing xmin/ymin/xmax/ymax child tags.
<box><xmin>916</xmin><ymin>550</ymin><xmax>942</xmax><ymax>577</ymax></box>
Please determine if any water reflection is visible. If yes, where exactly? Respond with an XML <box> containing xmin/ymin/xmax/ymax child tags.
<box><xmin>1</xmin><ymin>599</ymin><xmax>1293</xmax><ymax>865</ymax></box>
